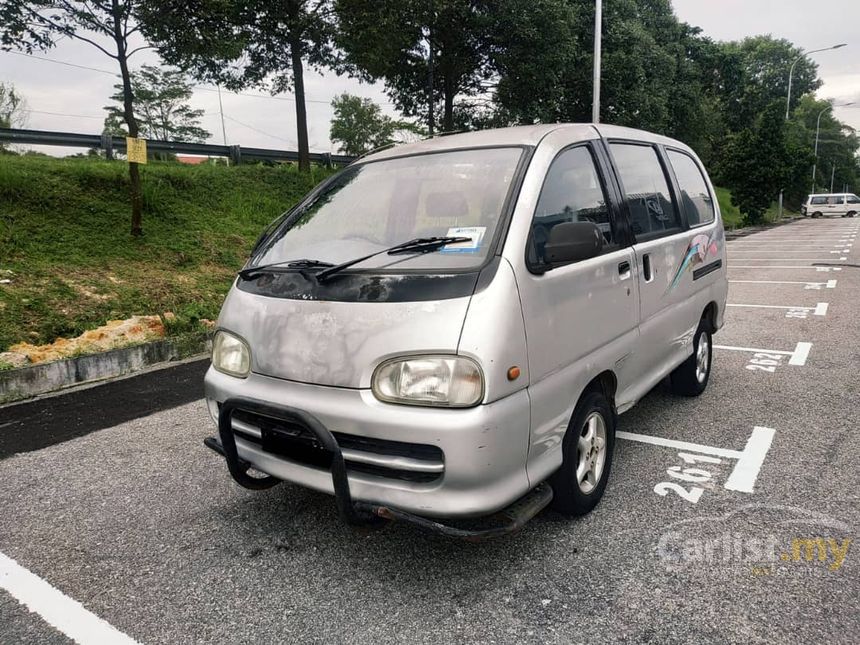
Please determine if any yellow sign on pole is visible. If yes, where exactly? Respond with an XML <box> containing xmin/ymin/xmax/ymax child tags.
<box><xmin>126</xmin><ymin>137</ymin><xmax>147</xmax><ymax>164</ymax></box>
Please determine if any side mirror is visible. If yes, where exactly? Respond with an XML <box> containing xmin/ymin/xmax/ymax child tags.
<box><xmin>544</xmin><ymin>221</ymin><xmax>603</xmax><ymax>265</ymax></box>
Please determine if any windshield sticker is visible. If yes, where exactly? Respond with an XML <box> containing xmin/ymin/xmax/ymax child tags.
<box><xmin>441</xmin><ymin>226</ymin><xmax>486</xmax><ymax>253</ymax></box>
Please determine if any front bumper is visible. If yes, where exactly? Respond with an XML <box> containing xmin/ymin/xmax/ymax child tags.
<box><xmin>204</xmin><ymin>368</ymin><xmax>543</xmax><ymax>528</ymax></box>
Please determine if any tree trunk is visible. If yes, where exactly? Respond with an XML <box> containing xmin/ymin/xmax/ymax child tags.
<box><xmin>112</xmin><ymin>2</ymin><xmax>143</xmax><ymax>236</ymax></box>
<box><xmin>289</xmin><ymin>32</ymin><xmax>311</xmax><ymax>172</ymax></box>
<box><xmin>443</xmin><ymin>80</ymin><xmax>455</xmax><ymax>132</ymax></box>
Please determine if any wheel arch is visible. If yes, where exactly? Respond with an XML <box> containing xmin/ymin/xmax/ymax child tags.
<box><xmin>702</xmin><ymin>301</ymin><xmax>719</xmax><ymax>333</ymax></box>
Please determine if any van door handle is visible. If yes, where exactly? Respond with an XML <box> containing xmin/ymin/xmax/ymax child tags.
<box><xmin>643</xmin><ymin>253</ymin><xmax>653</xmax><ymax>282</ymax></box>
<box><xmin>618</xmin><ymin>261</ymin><xmax>631</xmax><ymax>279</ymax></box>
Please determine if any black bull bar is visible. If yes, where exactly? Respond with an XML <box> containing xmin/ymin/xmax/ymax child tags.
<box><xmin>206</xmin><ymin>397</ymin><xmax>553</xmax><ymax>540</ymax></box>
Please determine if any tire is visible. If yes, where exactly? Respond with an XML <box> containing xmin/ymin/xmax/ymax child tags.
<box><xmin>550</xmin><ymin>389</ymin><xmax>615</xmax><ymax>516</ymax></box>
<box><xmin>812</xmin><ymin>211</ymin><xmax>822</xmax><ymax>218</ymax></box>
<box><xmin>848</xmin><ymin>211</ymin><xmax>857</xmax><ymax>218</ymax></box>
<box><xmin>670</xmin><ymin>322</ymin><xmax>712</xmax><ymax>397</ymax></box>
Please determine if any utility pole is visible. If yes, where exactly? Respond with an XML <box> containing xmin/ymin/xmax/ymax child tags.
<box><xmin>217</xmin><ymin>85</ymin><xmax>229</xmax><ymax>166</ymax></box>
<box><xmin>830</xmin><ymin>164</ymin><xmax>836</xmax><ymax>193</ymax></box>
<box><xmin>427</xmin><ymin>0</ymin><xmax>435</xmax><ymax>137</ymax></box>
<box><xmin>592</xmin><ymin>0</ymin><xmax>602</xmax><ymax>123</ymax></box>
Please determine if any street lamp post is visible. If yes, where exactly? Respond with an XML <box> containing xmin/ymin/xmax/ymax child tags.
<box><xmin>780</xmin><ymin>43</ymin><xmax>846</xmax><ymax>217</ymax></box>
<box><xmin>592</xmin><ymin>0</ymin><xmax>602</xmax><ymax>123</ymax></box>
<box><xmin>785</xmin><ymin>44</ymin><xmax>846</xmax><ymax>120</ymax></box>
<box><xmin>812</xmin><ymin>101</ymin><xmax>855</xmax><ymax>193</ymax></box>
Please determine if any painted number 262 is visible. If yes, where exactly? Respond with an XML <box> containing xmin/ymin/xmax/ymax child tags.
<box><xmin>745</xmin><ymin>352</ymin><xmax>784</xmax><ymax>373</ymax></box>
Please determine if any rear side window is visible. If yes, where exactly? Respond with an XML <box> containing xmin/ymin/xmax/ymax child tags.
<box><xmin>667</xmin><ymin>150</ymin><xmax>715</xmax><ymax>226</ymax></box>
<box><xmin>529</xmin><ymin>146</ymin><xmax>614</xmax><ymax>265</ymax></box>
<box><xmin>848</xmin><ymin>194</ymin><xmax>860</xmax><ymax>204</ymax></box>
<box><xmin>810</xmin><ymin>196</ymin><xmax>827</xmax><ymax>205</ymax></box>
<box><xmin>610</xmin><ymin>143</ymin><xmax>680</xmax><ymax>238</ymax></box>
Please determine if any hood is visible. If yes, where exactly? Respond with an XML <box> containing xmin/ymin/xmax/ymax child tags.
<box><xmin>217</xmin><ymin>283</ymin><xmax>472</xmax><ymax>388</ymax></box>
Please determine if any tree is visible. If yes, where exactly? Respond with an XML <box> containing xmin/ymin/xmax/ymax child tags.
<box><xmin>481</xmin><ymin>0</ymin><xmax>579</xmax><ymax>126</ymax></box>
<box><xmin>336</xmin><ymin>0</ymin><xmax>493</xmax><ymax>134</ymax></box>
<box><xmin>792</xmin><ymin>95</ymin><xmax>860</xmax><ymax>198</ymax></box>
<box><xmin>0</xmin><ymin>0</ymin><xmax>150</xmax><ymax>236</ymax></box>
<box><xmin>329</xmin><ymin>93</ymin><xmax>420</xmax><ymax>156</ymax></box>
<box><xmin>718</xmin><ymin>36</ymin><xmax>820</xmax><ymax>132</ymax></box>
<box><xmin>718</xmin><ymin>101</ymin><xmax>813</xmax><ymax>225</ymax></box>
<box><xmin>104</xmin><ymin>64</ymin><xmax>210</xmax><ymax>143</ymax></box>
<box><xmin>486</xmin><ymin>0</ymin><xmax>685</xmax><ymax>132</ymax></box>
<box><xmin>138</xmin><ymin>0</ymin><xmax>338</xmax><ymax>172</ymax></box>
<box><xmin>0</xmin><ymin>82</ymin><xmax>28</xmax><ymax>129</ymax></box>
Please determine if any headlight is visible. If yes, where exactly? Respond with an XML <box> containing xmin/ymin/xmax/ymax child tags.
<box><xmin>212</xmin><ymin>330</ymin><xmax>250</xmax><ymax>378</ymax></box>
<box><xmin>372</xmin><ymin>355</ymin><xmax>484</xmax><ymax>407</ymax></box>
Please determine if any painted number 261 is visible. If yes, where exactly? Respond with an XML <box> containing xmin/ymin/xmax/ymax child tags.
<box><xmin>653</xmin><ymin>452</ymin><xmax>722</xmax><ymax>504</ymax></box>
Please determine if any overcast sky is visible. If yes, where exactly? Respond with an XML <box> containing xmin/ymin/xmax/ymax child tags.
<box><xmin>1</xmin><ymin>0</ymin><xmax>858</xmax><ymax>156</ymax></box>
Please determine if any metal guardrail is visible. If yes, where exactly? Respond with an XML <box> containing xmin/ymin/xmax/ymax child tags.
<box><xmin>0</xmin><ymin>127</ymin><xmax>354</xmax><ymax>166</ymax></box>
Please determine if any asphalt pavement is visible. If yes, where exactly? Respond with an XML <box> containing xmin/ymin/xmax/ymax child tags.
<box><xmin>0</xmin><ymin>218</ymin><xmax>858</xmax><ymax>644</ymax></box>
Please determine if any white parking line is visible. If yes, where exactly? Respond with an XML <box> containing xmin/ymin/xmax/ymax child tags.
<box><xmin>730</xmin><ymin>253</ymin><xmax>848</xmax><ymax>262</ymax></box>
<box><xmin>714</xmin><ymin>341</ymin><xmax>812</xmax><ymax>365</ymax></box>
<box><xmin>728</xmin><ymin>280</ymin><xmax>837</xmax><ymax>288</ymax></box>
<box><xmin>617</xmin><ymin>426</ymin><xmax>775</xmax><ymax>493</ymax></box>
<box><xmin>728</xmin><ymin>250</ymin><xmax>849</xmax><ymax>254</ymax></box>
<box><xmin>729</xmin><ymin>266</ymin><xmax>842</xmax><ymax>270</ymax></box>
<box><xmin>726</xmin><ymin>303</ymin><xmax>828</xmax><ymax>316</ymax></box>
<box><xmin>0</xmin><ymin>551</ymin><xmax>139</xmax><ymax>645</ymax></box>
<box><xmin>728</xmin><ymin>245</ymin><xmax>851</xmax><ymax>249</ymax></box>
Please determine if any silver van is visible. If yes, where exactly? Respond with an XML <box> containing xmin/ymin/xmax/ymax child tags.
<box><xmin>203</xmin><ymin>124</ymin><xmax>728</xmax><ymax>538</ymax></box>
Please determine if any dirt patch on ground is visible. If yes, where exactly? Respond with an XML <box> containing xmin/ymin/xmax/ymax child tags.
<box><xmin>6</xmin><ymin>314</ymin><xmax>172</xmax><ymax>365</ymax></box>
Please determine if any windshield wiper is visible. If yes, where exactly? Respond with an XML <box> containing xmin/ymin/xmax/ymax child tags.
<box><xmin>238</xmin><ymin>258</ymin><xmax>335</xmax><ymax>280</ymax></box>
<box><xmin>315</xmin><ymin>236</ymin><xmax>472</xmax><ymax>283</ymax></box>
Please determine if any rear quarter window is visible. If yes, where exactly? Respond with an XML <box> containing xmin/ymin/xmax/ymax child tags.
<box><xmin>810</xmin><ymin>196</ymin><xmax>828</xmax><ymax>205</ymax></box>
<box><xmin>667</xmin><ymin>150</ymin><xmax>715</xmax><ymax>227</ymax></box>
<box><xmin>609</xmin><ymin>142</ymin><xmax>680</xmax><ymax>239</ymax></box>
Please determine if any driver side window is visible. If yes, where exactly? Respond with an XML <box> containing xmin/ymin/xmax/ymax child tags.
<box><xmin>529</xmin><ymin>146</ymin><xmax>614</xmax><ymax>266</ymax></box>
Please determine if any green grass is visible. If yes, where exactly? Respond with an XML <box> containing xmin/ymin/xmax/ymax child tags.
<box><xmin>715</xmin><ymin>187</ymin><xmax>743</xmax><ymax>229</ymax></box>
<box><xmin>715</xmin><ymin>186</ymin><xmax>800</xmax><ymax>230</ymax></box>
<box><xmin>0</xmin><ymin>155</ymin><xmax>334</xmax><ymax>351</ymax></box>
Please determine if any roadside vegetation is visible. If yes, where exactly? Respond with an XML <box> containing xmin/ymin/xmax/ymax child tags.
<box><xmin>0</xmin><ymin>154</ymin><xmax>333</xmax><ymax>352</ymax></box>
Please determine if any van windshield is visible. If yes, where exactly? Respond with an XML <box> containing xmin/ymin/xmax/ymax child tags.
<box><xmin>251</xmin><ymin>147</ymin><xmax>523</xmax><ymax>272</ymax></box>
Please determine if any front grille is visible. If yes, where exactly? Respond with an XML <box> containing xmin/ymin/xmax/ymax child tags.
<box><xmin>230</xmin><ymin>409</ymin><xmax>445</xmax><ymax>484</ymax></box>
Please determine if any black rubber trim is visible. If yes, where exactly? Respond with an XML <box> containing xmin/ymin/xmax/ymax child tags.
<box><xmin>693</xmin><ymin>259</ymin><xmax>722</xmax><ymax>280</ymax></box>
<box><xmin>236</xmin><ymin>270</ymin><xmax>480</xmax><ymax>303</ymax></box>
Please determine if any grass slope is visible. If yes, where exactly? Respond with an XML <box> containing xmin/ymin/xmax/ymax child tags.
<box><xmin>715</xmin><ymin>186</ymin><xmax>799</xmax><ymax>229</ymax></box>
<box><xmin>0</xmin><ymin>155</ymin><xmax>333</xmax><ymax>352</ymax></box>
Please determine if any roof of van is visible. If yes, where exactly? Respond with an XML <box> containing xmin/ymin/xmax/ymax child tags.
<box><xmin>358</xmin><ymin>123</ymin><xmax>689</xmax><ymax>163</ymax></box>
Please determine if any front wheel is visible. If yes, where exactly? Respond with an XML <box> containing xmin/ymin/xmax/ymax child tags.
<box><xmin>670</xmin><ymin>323</ymin><xmax>712</xmax><ymax>397</ymax></box>
<box><xmin>550</xmin><ymin>390</ymin><xmax>615</xmax><ymax>516</ymax></box>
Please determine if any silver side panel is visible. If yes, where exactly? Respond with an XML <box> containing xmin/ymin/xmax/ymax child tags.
<box><xmin>457</xmin><ymin>259</ymin><xmax>530</xmax><ymax>403</ymax></box>
<box><xmin>499</xmin><ymin>127</ymin><xmax>642</xmax><ymax>486</ymax></box>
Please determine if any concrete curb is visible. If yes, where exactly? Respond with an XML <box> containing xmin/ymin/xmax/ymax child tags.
<box><xmin>0</xmin><ymin>333</ymin><xmax>211</xmax><ymax>404</ymax></box>
<box><xmin>725</xmin><ymin>215</ymin><xmax>804</xmax><ymax>240</ymax></box>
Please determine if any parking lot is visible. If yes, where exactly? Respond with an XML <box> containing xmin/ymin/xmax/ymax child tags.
<box><xmin>1</xmin><ymin>218</ymin><xmax>858</xmax><ymax>644</ymax></box>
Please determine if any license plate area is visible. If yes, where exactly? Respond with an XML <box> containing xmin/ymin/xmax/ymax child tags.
<box><xmin>259</xmin><ymin>419</ymin><xmax>333</xmax><ymax>468</ymax></box>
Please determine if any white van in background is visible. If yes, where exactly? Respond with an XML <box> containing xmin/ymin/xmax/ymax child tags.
<box><xmin>802</xmin><ymin>193</ymin><xmax>860</xmax><ymax>218</ymax></box>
